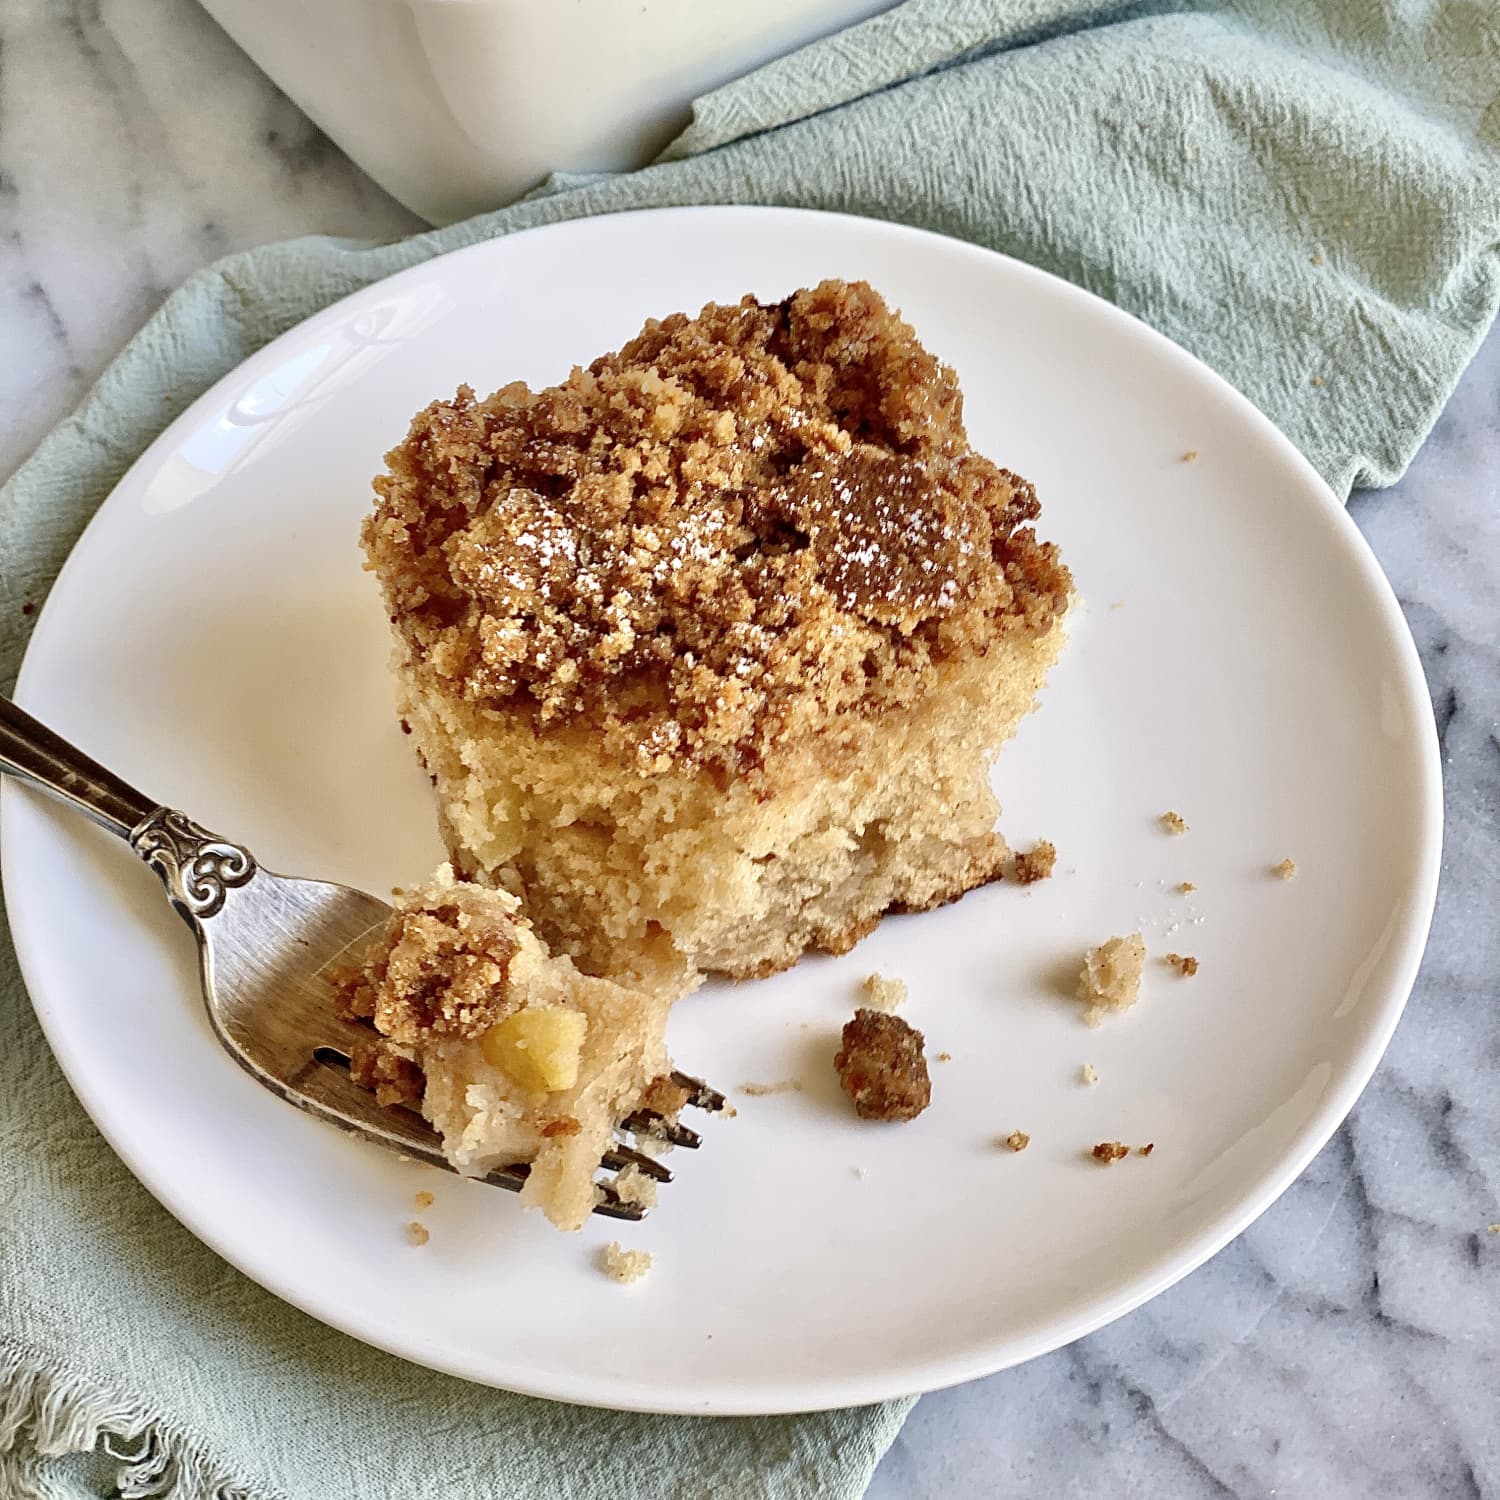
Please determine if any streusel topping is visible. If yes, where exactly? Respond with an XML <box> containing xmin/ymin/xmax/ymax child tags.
<box><xmin>334</xmin><ymin>884</ymin><xmax>520</xmax><ymax>1045</ymax></box>
<box><xmin>365</xmin><ymin>279</ymin><xmax>1070</xmax><ymax>772</ymax></box>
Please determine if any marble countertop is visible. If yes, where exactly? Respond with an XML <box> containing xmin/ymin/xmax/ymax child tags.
<box><xmin>4</xmin><ymin>2</ymin><xmax>1496</xmax><ymax>1495</ymax></box>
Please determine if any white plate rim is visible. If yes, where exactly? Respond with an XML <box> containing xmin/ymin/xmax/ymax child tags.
<box><xmin>1</xmin><ymin>206</ymin><xmax>1443</xmax><ymax>1414</ymax></box>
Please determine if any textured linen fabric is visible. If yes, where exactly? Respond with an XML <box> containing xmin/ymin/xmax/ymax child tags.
<box><xmin>1</xmin><ymin>1</ymin><xmax>1496</xmax><ymax>1495</ymax></box>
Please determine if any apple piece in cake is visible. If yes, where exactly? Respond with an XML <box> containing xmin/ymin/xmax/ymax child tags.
<box><xmin>333</xmin><ymin>866</ymin><xmax>673</xmax><ymax>1231</ymax></box>
<box><xmin>363</xmin><ymin>279</ymin><xmax>1071</xmax><ymax>989</ymax></box>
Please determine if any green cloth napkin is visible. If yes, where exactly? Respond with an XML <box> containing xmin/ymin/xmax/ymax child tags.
<box><xmin>2</xmin><ymin>1</ymin><xmax>1496</xmax><ymax>1495</ymax></box>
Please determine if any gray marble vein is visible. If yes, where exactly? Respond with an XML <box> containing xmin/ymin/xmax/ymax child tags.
<box><xmin>1</xmin><ymin>2</ymin><xmax>1496</xmax><ymax>1495</ymax></box>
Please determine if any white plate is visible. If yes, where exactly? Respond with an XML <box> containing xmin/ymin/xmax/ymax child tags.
<box><xmin>2</xmin><ymin>207</ymin><xmax>1441</xmax><ymax>1415</ymax></box>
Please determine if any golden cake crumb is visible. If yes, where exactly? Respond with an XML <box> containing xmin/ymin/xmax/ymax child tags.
<box><xmin>936</xmin><ymin>1051</ymin><xmax>953</xmax><ymax>1063</ymax></box>
<box><xmin>1165</xmin><ymin>952</ymin><xmax>1199</xmax><ymax>977</ymax></box>
<box><xmin>1160</xmin><ymin>811</ymin><xmax>1188</xmax><ymax>835</ymax></box>
<box><xmin>407</xmin><ymin>1221</ymin><xmax>430</xmax><ymax>1245</ymax></box>
<box><xmin>1177</xmin><ymin>881</ymin><xmax>1196</xmax><ymax>894</ymax></box>
<box><xmin>861</xmin><ymin>973</ymin><xmax>908</xmax><ymax>1012</ymax></box>
<box><xmin>834</xmin><ymin>1008</ymin><xmax>931</xmax><ymax>1121</ymax></box>
<box><xmin>614</xmin><ymin>1164</ymin><xmax>658</xmax><ymax>1209</ymax></box>
<box><xmin>1311</xmin><ymin>253</ymin><xmax>1325</xmax><ymax>266</ymax></box>
<box><xmin>601</xmin><ymin>1242</ymin><xmax>653</xmax><ymax>1284</ymax></box>
<box><xmin>1273</xmin><ymin>858</ymin><xmax>1297</xmax><ymax>880</ymax></box>
<box><xmin>1091</xmin><ymin>1142</ymin><xmax>1130</xmax><ymax>1164</ymax></box>
<box><xmin>1078</xmin><ymin>933</ymin><xmax>1147</xmax><ymax>1025</ymax></box>
<box><xmin>1182</xmin><ymin>450</ymin><xmax>1199</xmax><ymax>463</ymax></box>
<box><xmin>413</xmin><ymin>1190</ymin><xmax>434</xmax><ymax>1210</ymax></box>
<box><xmin>1138</xmin><ymin>1143</ymin><xmax>1156</xmax><ymax>1157</ymax></box>
<box><xmin>1013</xmin><ymin>839</ymin><xmax>1057</xmax><ymax>885</ymax></box>
<box><xmin>1003</xmin><ymin>1130</ymin><xmax>1031</xmax><ymax>1152</ymax></box>
<box><xmin>1081</xmin><ymin>1062</ymin><xmax>1099</xmax><ymax>1086</ymax></box>
<box><xmin>1311</xmin><ymin>374</ymin><xmax>1325</xmax><ymax>386</ymax></box>
<box><xmin>738</xmin><ymin>1080</ymin><xmax>804</xmax><ymax>1097</ymax></box>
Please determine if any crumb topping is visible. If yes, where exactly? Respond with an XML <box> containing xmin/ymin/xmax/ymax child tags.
<box><xmin>365</xmin><ymin>279</ymin><xmax>1070</xmax><ymax>773</ymax></box>
<box><xmin>333</xmin><ymin>884</ymin><xmax>520</xmax><ymax>1044</ymax></box>
<box><xmin>834</xmin><ymin>1007</ymin><xmax>932</xmax><ymax>1121</ymax></box>
<box><xmin>348</xmin><ymin>1038</ymin><xmax>426</xmax><ymax>1109</ymax></box>
<box><xmin>1013</xmin><ymin>839</ymin><xmax>1057</xmax><ymax>884</ymax></box>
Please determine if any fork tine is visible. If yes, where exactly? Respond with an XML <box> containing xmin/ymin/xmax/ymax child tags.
<box><xmin>496</xmin><ymin>1160</ymin><xmax>646</xmax><ymax>1222</ymax></box>
<box><xmin>670</xmin><ymin>1071</ymin><xmax>726</xmax><ymax>1112</ymax></box>
<box><xmin>620</xmin><ymin>1110</ymin><xmax>702</xmax><ymax>1149</ymax></box>
<box><xmin>600</xmin><ymin>1143</ymin><xmax>673</xmax><ymax>1182</ymax></box>
<box><xmin>286</xmin><ymin>1048</ymin><xmax>650</xmax><ymax>1219</ymax></box>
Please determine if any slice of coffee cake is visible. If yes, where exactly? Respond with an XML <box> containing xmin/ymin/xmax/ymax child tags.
<box><xmin>363</xmin><ymin>279</ymin><xmax>1070</xmax><ymax>989</ymax></box>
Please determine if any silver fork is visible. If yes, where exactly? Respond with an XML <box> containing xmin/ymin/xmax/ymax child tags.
<box><xmin>0</xmin><ymin>696</ymin><xmax>722</xmax><ymax>1221</ymax></box>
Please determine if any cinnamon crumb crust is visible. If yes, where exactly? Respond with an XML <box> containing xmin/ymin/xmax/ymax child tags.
<box><xmin>365</xmin><ymin>279</ymin><xmax>1070</xmax><ymax>775</ymax></box>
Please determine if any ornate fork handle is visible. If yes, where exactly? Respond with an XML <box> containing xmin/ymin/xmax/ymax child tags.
<box><xmin>0</xmin><ymin>695</ymin><xmax>255</xmax><ymax>922</ymax></box>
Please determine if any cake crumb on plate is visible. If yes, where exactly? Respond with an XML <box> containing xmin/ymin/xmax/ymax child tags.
<box><xmin>1091</xmin><ymin>1142</ymin><xmax>1130</xmax><ymax>1165</ymax></box>
<box><xmin>861</xmin><ymin>973</ymin><xmax>908</xmax><ymax>1012</ymax></box>
<box><xmin>407</xmin><ymin>1221</ymin><xmax>430</xmax><ymax>1246</ymax></box>
<box><xmin>835</xmin><ymin>1009</ymin><xmax>931</xmax><ymax>1121</ymax></box>
<box><xmin>1165</xmin><ymin>953</ymin><xmax>1199</xmax><ymax>977</ymax></box>
<box><xmin>1078</xmin><ymin>933</ymin><xmax>1146</xmax><ymax>1024</ymax></box>
<box><xmin>1081</xmin><ymin>1062</ymin><xmax>1099</xmax><ymax>1086</ymax></box>
<box><xmin>1003</xmin><ymin>1131</ymin><xmax>1031</xmax><ymax>1153</ymax></box>
<box><xmin>1177</xmin><ymin>881</ymin><xmax>1196</xmax><ymax>894</ymax></box>
<box><xmin>1273</xmin><ymin>858</ymin><xmax>1297</xmax><ymax>880</ymax></box>
<box><xmin>1160</xmin><ymin>810</ymin><xmax>1189</xmax><ymax>835</ymax></box>
<box><xmin>413</xmin><ymin>1190</ymin><xmax>434</xmax><ymax>1210</ymax></box>
<box><xmin>601</xmin><ymin>1242</ymin><xmax>653</xmax><ymax>1284</ymax></box>
<box><xmin>1182</xmin><ymin>450</ymin><xmax>1199</xmax><ymax>462</ymax></box>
